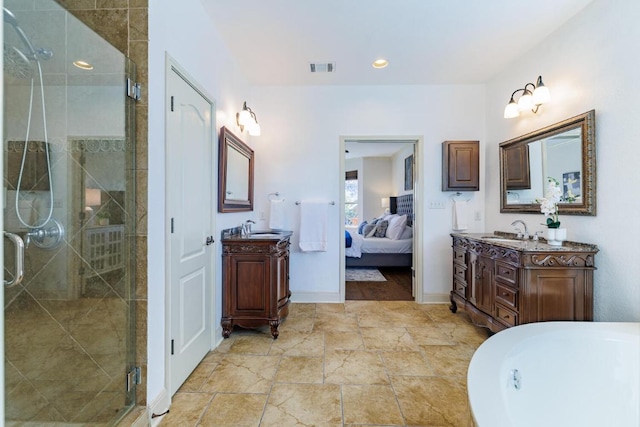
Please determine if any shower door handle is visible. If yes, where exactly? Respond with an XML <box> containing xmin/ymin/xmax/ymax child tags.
<box><xmin>4</xmin><ymin>232</ymin><xmax>25</xmax><ymax>288</ymax></box>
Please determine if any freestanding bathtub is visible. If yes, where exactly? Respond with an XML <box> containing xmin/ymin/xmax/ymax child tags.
<box><xmin>468</xmin><ymin>321</ymin><xmax>640</xmax><ymax>427</ymax></box>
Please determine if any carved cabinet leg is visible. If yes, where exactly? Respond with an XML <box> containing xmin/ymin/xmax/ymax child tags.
<box><xmin>221</xmin><ymin>319</ymin><xmax>233</xmax><ymax>338</ymax></box>
<box><xmin>449</xmin><ymin>295</ymin><xmax>458</xmax><ymax>313</ymax></box>
<box><xmin>269</xmin><ymin>320</ymin><xmax>280</xmax><ymax>339</ymax></box>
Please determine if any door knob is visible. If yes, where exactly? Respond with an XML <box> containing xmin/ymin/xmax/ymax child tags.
<box><xmin>205</xmin><ymin>236</ymin><xmax>214</xmax><ymax>246</ymax></box>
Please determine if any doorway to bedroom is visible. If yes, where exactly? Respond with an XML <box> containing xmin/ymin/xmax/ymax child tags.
<box><xmin>341</xmin><ymin>137</ymin><xmax>420</xmax><ymax>302</ymax></box>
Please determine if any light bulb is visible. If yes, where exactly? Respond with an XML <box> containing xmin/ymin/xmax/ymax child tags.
<box><xmin>504</xmin><ymin>100</ymin><xmax>520</xmax><ymax>119</ymax></box>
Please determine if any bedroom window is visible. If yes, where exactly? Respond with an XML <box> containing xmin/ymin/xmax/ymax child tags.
<box><xmin>345</xmin><ymin>170</ymin><xmax>358</xmax><ymax>225</ymax></box>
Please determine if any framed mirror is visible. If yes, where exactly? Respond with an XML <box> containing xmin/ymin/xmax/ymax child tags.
<box><xmin>218</xmin><ymin>126</ymin><xmax>254</xmax><ymax>212</ymax></box>
<box><xmin>499</xmin><ymin>110</ymin><xmax>596</xmax><ymax>215</ymax></box>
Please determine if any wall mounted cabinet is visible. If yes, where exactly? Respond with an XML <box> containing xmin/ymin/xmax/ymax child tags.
<box><xmin>442</xmin><ymin>140</ymin><xmax>479</xmax><ymax>191</ymax></box>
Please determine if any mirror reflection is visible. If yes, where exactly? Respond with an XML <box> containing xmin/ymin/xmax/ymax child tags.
<box><xmin>505</xmin><ymin>127</ymin><xmax>582</xmax><ymax>204</ymax></box>
<box><xmin>218</xmin><ymin>126</ymin><xmax>254</xmax><ymax>212</ymax></box>
<box><xmin>500</xmin><ymin>110</ymin><xmax>596</xmax><ymax>216</ymax></box>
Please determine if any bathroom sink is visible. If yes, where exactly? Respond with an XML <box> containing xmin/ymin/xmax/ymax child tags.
<box><xmin>248</xmin><ymin>232</ymin><xmax>282</xmax><ymax>238</ymax></box>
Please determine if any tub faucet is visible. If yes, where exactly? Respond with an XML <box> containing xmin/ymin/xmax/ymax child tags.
<box><xmin>511</xmin><ymin>220</ymin><xmax>529</xmax><ymax>239</ymax></box>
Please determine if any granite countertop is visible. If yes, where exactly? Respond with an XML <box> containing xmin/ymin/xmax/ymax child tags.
<box><xmin>221</xmin><ymin>229</ymin><xmax>293</xmax><ymax>242</ymax></box>
<box><xmin>451</xmin><ymin>231</ymin><xmax>599</xmax><ymax>253</ymax></box>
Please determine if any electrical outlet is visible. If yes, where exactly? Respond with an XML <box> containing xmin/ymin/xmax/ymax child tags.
<box><xmin>429</xmin><ymin>200</ymin><xmax>445</xmax><ymax>209</ymax></box>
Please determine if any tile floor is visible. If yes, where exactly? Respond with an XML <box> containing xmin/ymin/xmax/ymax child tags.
<box><xmin>161</xmin><ymin>301</ymin><xmax>490</xmax><ymax>426</ymax></box>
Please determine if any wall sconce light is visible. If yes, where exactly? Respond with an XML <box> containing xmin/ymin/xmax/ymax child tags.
<box><xmin>503</xmin><ymin>75</ymin><xmax>551</xmax><ymax>119</ymax></box>
<box><xmin>236</xmin><ymin>101</ymin><xmax>261</xmax><ymax>136</ymax></box>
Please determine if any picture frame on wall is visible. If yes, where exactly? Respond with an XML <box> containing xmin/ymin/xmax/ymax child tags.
<box><xmin>404</xmin><ymin>155</ymin><xmax>413</xmax><ymax>191</ymax></box>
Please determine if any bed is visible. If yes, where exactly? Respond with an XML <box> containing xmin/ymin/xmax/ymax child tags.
<box><xmin>345</xmin><ymin>194</ymin><xmax>413</xmax><ymax>268</ymax></box>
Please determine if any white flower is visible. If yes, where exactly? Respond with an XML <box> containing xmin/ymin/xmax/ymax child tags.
<box><xmin>538</xmin><ymin>177</ymin><xmax>561</xmax><ymax>227</ymax></box>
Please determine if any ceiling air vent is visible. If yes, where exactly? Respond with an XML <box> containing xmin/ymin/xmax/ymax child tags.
<box><xmin>310</xmin><ymin>62</ymin><xmax>335</xmax><ymax>73</ymax></box>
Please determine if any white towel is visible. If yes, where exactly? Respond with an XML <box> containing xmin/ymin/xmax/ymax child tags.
<box><xmin>452</xmin><ymin>200</ymin><xmax>469</xmax><ymax>231</ymax></box>
<box><xmin>269</xmin><ymin>199</ymin><xmax>285</xmax><ymax>230</ymax></box>
<box><xmin>299</xmin><ymin>201</ymin><xmax>328</xmax><ymax>252</ymax></box>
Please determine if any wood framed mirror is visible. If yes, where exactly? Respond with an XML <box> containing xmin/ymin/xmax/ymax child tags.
<box><xmin>218</xmin><ymin>126</ymin><xmax>254</xmax><ymax>212</ymax></box>
<box><xmin>499</xmin><ymin>110</ymin><xmax>596</xmax><ymax>215</ymax></box>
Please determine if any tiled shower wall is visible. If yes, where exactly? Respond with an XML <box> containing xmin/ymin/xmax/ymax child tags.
<box><xmin>55</xmin><ymin>0</ymin><xmax>149</xmax><ymax>406</ymax></box>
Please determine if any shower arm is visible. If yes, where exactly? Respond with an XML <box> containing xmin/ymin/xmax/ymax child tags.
<box><xmin>3</xmin><ymin>7</ymin><xmax>37</xmax><ymax>57</ymax></box>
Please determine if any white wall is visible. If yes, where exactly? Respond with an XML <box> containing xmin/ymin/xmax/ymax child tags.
<box><xmin>148</xmin><ymin>0</ymin><xmax>254</xmax><ymax>411</ymax></box>
<box><xmin>392</xmin><ymin>145</ymin><xmax>415</xmax><ymax>196</ymax></box>
<box><xmin>251</xmin><ymin>84</ymin><xmax>486</xmax><ymax>302</ymax></box>
<box><xmin>362</xmin><ymin>157</ymin><xmax>392</xmax><ymax>220</ymax></box>
<box><xmin>484</xmin><ymin>0</ymin><xmax>640</xmax><ymax>321</ymax></box>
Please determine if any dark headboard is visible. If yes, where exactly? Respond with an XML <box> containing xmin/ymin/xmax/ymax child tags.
<box><xmin>390</xmin><ymin>194</ymin><xmax>413</xmax><ymax>226</ymax></box>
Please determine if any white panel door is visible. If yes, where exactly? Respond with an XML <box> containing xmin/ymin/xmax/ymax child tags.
<box><xmin>166</xmin><ymin>65</ymin><xmax>214</xmax><ymax>396</ymax></box>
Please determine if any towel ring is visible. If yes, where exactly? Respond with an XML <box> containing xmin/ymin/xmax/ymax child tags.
<box><xmin>268</xmin><ymin>192</ymin><xmax>283</xmax><ymax>202</ymax></box>
<box><xmin>450</xmin><ymin>192</ymin><xmax>471</xmax><ymax>202</ymax></box>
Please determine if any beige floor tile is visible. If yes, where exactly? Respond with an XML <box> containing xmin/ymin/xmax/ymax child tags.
<box><xmin>279</xmin><ymin>315</ymin><xmax>314</xmax><ymax>333</ymax></box>
<box><xmin>162</xmin><ymin>302</ymin><xmax>489</xmax><ymax>427</ymax></box>
<box><xmin>178</xmin><ymin>362</ymin><xmax>218</xmax><ymax>392</ymax></box>
<box><xmin>342</xmin><ymin>384</ymin><xmax>404</xmax><ymax>425</ymax></box>
<box><xmin>199</xmin><ymin>393</ymin><xmax>267</xmax><ymax>427</ymax></box>
<box><xmin>392</xmin><ymin>376</ymin><xmax>471</xmax><ymax>426</ymax></box>
<box><xmin>261</xmin><ymin>383</ymin><xmax>342</xmax><ymax>427</ymax></box>
<box><xmin>275</xmin><ymin>356</ymin><xmax>324</xmax><ymax>384</ymax></box>
<box><xmin>324</xmin><ymin>330</ymin><xmax>364</xmax><ymax>350</ymax></box>
<box><xmin>437</xmin><ymin>321</ymin><xmax>490</xmax><ymax>348</ymax></box>
<box><xmin>226</xmin><ymin>335</ymin><xmax>275</xmax><ymax>355</ymax></box>
<box><xmin>381</xmin><ymin>351</ymin><xmax>435</xmax><ymax>377</ymax></box>
<box><xmin>313</xmin><ymin>311</ymin><xmax>360</xmax><ymax>332</ymax></box>
<box><xmin>360</xmin><ymin>327</ymin><xmax>420</xmax><ymax>351</ymax></box>
<box><xmin>406</xmin><ymin>324</ymin><xmax>457</xmax><ymax>346</ymax></box>
<box><xmin>288</xmin><ymin>303</ymin><xmax>317</xmax><ymax>317</ymax></box>
<box><xmin>269</xmin><ymin>331</ymin><xmax>324</xmax><ymax>356</ymax></box>
<box><xmin>200</xmin><ymin>355</ymin><xmax>280</xmax><ymax>393</ymax></box>
<box><xmin>420</xmin><ymin>344</ymin><xmax>477</xmax><ymax>377</ymax></box>
<box><xmin>324</xmin><ymin>350</ymin><xmax>388</xmax><ymax>385</ymax></box>
<box><xmin>315</xmin><ymin>303</ymin><xmax>346</xmax><ymax>314</ymax></box>
<box><xmin>160</xmin><ymin>392</ymin><xmax>213</xmax><ymax>426</ymax></box>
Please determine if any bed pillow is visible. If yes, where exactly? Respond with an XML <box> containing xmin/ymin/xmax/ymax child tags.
<box><xmin>400</xmin><ymin>225</ymin><xmax>413</xmax><ymax>240</ymax></box>
<box><xmin>386</xmin><ymin>214</ymin><xmax>407</xmax><ymax>240</ymax></box>
<box><xmin>363</xmin><ymin>223</ymin><xmax>376</xmax><ymax>237</ymax></box>
<box><xmin>373</xmin><ymin>220</ymin><xmax>389</xmax><ymax>237</ymax></box>
<box><xmin>357</xmin><ymin>221</ymin><xmax>368</xmax><ymax>235</ymax></box>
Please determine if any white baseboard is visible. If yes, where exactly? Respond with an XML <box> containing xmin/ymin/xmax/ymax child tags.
<box><xmin>421</xmin><ymin>293</ymin><xmax>450</xmax><ymax>304</ymax></box>
<box><xmin>290</xmin><ymin>291</ymin><xmax>342</xmax><ymax>303</ymax></box>
<box><xmin>147</xmin><ymin>388</ymin><xmax>170</xmax><ymax>427</ymax></box>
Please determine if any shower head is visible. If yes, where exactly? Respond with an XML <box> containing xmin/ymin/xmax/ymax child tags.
<box><xmin>3</xmin><ymin>7</ymin><xmax>53</xmax><ymax>62</ymax></box>
<box><xmin>4</xmin><ymin>43</ymin><xmax>33</xmax><ymax>79</ymax></box>
<box><xmin>3</xmin><ymin>7</ymin><xmax>19</xmax><ymax>27</ymax></box>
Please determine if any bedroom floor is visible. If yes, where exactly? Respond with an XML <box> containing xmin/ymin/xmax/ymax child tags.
<box><xmin>161</xmin><ymin>302</ymin><xmax>488</xmax><ymax>426</ymax></box>
<box><xmin>346</xmin><ymin>267</ymin><xmax>413</xmax><ymax>301</ymax></box>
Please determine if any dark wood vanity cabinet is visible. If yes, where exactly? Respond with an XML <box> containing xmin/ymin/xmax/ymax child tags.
<box><xmin>450</xmin><ymin>234</ymin><xmax>597</xmax><ymax>333</ymax></box>
<box><xmin>442</xmin><ymin>140</ymin><xmax>479</xmax><ymax>191</ymax></box>
<box><xmin>221</xmin><ymin>232</ymin><xmax>292</xmax><ymax>339</ymax></box>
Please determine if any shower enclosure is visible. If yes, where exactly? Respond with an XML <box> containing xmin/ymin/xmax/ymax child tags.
<box><xmin>3</xmin><ymin>0</ymin><xmax>137</xmax><ymax>424</ymax></box>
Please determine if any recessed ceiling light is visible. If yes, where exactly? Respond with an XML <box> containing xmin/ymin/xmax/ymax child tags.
<box><xmin>73</xmin><ymin>60</ymin><xmax>94</xmax><ymax>70</ymax></box>
<box><xmin>372</xmin><ymin>58</ymin><xmax>389</xmax><ymax>69</ymax></box>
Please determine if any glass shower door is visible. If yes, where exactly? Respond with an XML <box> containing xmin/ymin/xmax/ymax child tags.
<box><xmin>3</xmin><ymin>0</ymin><xmax>136</xmax><ymax>424</ymax></box>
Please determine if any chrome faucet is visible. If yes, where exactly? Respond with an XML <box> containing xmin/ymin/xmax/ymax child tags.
<box><xmin>241</xmin><ymin>219</ymin><xmax>255</xmax><ymax>236</ymax></box>
<box><xmin>510</xmin><ymin>220</ymin><xmax>529</xmax><ymax>239</ymax></box>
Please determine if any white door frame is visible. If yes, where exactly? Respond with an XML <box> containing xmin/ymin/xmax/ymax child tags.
<box><xmin>339</xmin><ymin>135</ymin><xmax>424</xmax><ymax>303</ymax></box>
<box><xmin>164</xmin><ymin>54</ymin><xmax>217</xmax><ymax>397</ymax></box>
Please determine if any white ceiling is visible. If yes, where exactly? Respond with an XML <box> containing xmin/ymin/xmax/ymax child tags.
<box><xmin>202</xmin><ymin>0</ymin><xmax>594</xmax><ymax>86</ymax></box>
